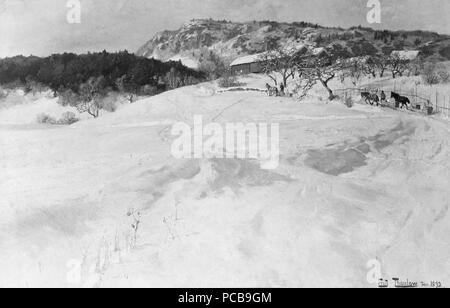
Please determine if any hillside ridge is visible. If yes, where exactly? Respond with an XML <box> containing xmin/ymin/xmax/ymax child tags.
<box><xmin>136</xmin><ymin>19</ymin><xmax>450</xmax><ymax>69</ymax></box>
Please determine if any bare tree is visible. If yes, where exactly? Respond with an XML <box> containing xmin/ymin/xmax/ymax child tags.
<box><xmin>346</xmin><ymin>58</ymin><xmax>365</xmax><ymax>86</ymax></box>
<box><xmin>378</xmin><ymin>56</ymin><xmax>389</xmax><ymax>78</ymax></box>
<box><xmin>165</xmin><ymin>67</ymin><xmax>182</xmax><ymax>89</ymax></box>
<box><xmin>388</xmin><ymin>54</ymin><xmax>410</xmax><ymax>78</ymax></box>
<box><xmin>363</xmin><ymin>56</ymin><xmax>378</xmax><ymax>78</ymax></box>
<box><xmin>297</xmin><ymin>50</ymin><xmax>345</xmax><ymax>100</ymax></box>
<box><xmin>77</xmin><ymin>76</ymin><xmax>107</xmax><ymax>118</ymax></box>
<box><xmin>408</xmin><ymin>58</ymin><xmax>424</xmax><ymax>76</ymax></box>
<box><xmin>292</xmin><ymin>75</ymin><xmax>316</xmax><ymax>100</ymax></box>
<box><xmin>116</xmin><ymin>75</ymin><xmax>138</xmax><ymax>104</ymax></box>
<box><xmin>421</xmin><ymin>62</ymin><xmax>440</xmax><ymax>85</ymax></box>
<box><xmin>198</xmin><ymin>50</ymin><xmax>226</xmax><ymax>80</ymax></box>
<box><xmin>259</xmin><ymin>44</ymin><xmax>302</xmax><ymax>88</ymax></box>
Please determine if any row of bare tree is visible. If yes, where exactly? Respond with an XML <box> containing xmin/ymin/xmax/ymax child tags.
<box><xmin>259</xmin><ymin>45</ymin><xmax>413</xmax><ymax>100</ymax></box>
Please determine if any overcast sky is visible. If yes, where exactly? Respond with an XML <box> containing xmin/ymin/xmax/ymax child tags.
<box><xmin>0</xmin><ymin>0</ymin><xmax>449</xmax><ymax>57</ymax></box>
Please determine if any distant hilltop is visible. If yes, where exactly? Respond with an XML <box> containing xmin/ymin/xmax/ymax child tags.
<box><xmin>136</xmin><ymin>19</ymin><xmax>450</xmax><ymax>69</ymax></box>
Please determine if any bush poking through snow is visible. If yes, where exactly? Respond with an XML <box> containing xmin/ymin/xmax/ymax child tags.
<box><xmin>58</xmin><ymin>112</ymin><xmax>79</xmax><ymax>125</ymax></box>
<box><xmin>422</xmin><ymin>63</ymin><xmax>441</xmax><ymax>85</ymax></box>
<box><xmin>37</xmin><ymin>112</ymin><xmax>79</xmax><ymax>125</ymax></box>
<box><xmin>127</xmin><ymin>209</ymin><xmax>142</xmax><ymax>249</ymax></box>
<box><xmin>421</xmin><ymin>63</ymin><xmax>450</xmax><ymax>85</ymax></box>
<box><xmin>344</xmin><ymin>96</ymin><xmax>354</xmax><ymax>108</ymax></box>
<box><xmin>218</xmin><ymin>72</ymin><xmax>243</xmax><ymax>88</ymax></box>
<box><xmin>36</xmin><ymin>113</ymin><xmax>57</xmax><ymax>125</ymax></box>
<box><xmin>438</xmin><ymin>70</ymin><xmax>450</xmax><ymax>83</ymax></box>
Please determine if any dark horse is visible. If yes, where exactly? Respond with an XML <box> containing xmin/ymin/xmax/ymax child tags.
<box><xmin>361</xmin><ymin>92</ymin><xmax>380</xmax><ymax>106</ymax></box>
<box><xmin>391</xmin><ymin>92</ymin><xmax>410</xmax><ymax>109</ymax></box>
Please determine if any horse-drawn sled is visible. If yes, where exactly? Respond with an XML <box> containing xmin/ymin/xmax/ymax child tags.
<box><xmin>360</xmin><ymin>90</ymin><xmax>414</xmax><ymax>110</ymax></box>
<box><xmin>390</xmin><ymin>92</ymin><xmax>411</xmax><ymax>109</ymax></box>
<box><xmin>361</xmin><ymin>92</ymin><xmax>380</xmax><ymax>106</ymax></box>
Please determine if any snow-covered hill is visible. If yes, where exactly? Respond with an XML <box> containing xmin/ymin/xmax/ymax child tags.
<box><xmin>1</xmin><ymin>75</ymin><xmax>449</xmax><ymax>287</ymax></box>
<box><xmin>136</xmin><ymin>19</ymin><xmax>450</xmax><ymax>68</ymax></box>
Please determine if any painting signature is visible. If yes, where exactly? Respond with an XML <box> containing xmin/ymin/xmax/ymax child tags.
<box><xmin>377</xmin><ymin>278</ymin><xmax>444</xmax><ymax>289</ymax></box>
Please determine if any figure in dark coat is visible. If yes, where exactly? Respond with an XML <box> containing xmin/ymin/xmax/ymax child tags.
<box><xmin>380</xmin><ymin>91</ymin><xmax>386</xmax><ymax>103</ymax></box>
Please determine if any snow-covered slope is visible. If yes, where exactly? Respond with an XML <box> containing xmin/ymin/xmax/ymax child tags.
<box><xmin>0</xmin><ymin>92</ymin><xmax>90</xmax><ymax>126</ymax></box>
<box><xmin>1</xmin><ymin>75</ymin><xmax>449</xmax><ymax>287</ymax></box>
<box><xmin>136</xmin><ymin>19</ymin><xmax>450</xmax><ymax>68</ymax></box>
<box><xmin>135</xmin><ymin>19</ymin><xmax>327</xmax><ymax>66</ymax></box>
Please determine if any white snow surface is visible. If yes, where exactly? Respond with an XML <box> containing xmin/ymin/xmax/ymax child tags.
<box><xmin>0</xmin><ymin>75</ymin><xmax>449</xmax><ymax>288</ymax></box>
<box><xmin>0</xmin><ymin>91</ymin><xmax>91</xmax><ymax>125</ymax></box>
<box><xmin>168</xmin><ymin>55</ymin><xmax>200</xmax><ymax>70</ymax></box>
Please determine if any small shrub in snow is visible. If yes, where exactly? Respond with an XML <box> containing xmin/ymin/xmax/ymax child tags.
<box><xmin>57</xmin><ymin>112</ymin><xmax>79</xmax><ymax>125</ymax></box>
<box><xmin>37</xmin><ymin>113</ymin><xmax>57</xmax><ymax>125</ymax></box>
<box><xmin>344</xmin><ymin>96</ymin><xmax>354</xmax><ymax>108</ymax></box>
<box><xmin>421</xmin><ymin>63</ymin><xmax>440</xmax><ymax>85</ymax></box>
<box><xmin>438</xmin><ymin>70</ymin><xmax>450</xmax><ymax>83</ymax></box>
<box><xmin>37</xmin><ymin>112</ymin><xmax>79</xmax><ymax>125</ymax></box>
<box><xmin>218</xmin><ymin>72</ymin><xmax>243</xmax><ymax>88</ymax></box>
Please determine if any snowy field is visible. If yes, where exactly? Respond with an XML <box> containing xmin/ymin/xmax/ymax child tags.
<box><xmin>0</xmin><ymin>75</ymin><xmax>449</xmax><ymax>287</ymax></box>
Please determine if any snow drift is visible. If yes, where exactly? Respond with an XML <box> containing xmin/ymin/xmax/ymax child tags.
<box><xmin>0</xmin><ymin>75</ymin><xmax>449</xmax><ymax>287</ymax></box>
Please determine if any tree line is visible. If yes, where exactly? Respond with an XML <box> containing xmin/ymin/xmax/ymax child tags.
<box><xmin>0</xmin><ymin>51</ymin><xmax>205</xmax><ymax>117</ymax></box>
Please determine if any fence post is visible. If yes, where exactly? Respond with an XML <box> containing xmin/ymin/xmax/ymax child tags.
<box><xmin>446</xmin><ymin>95</ymin><xmax>448</xmax><ymax>118</ymax></box>
<box><xmin>436</xmin><ymin>90</ymin><xmax>438</xmax><ymax>114</ymax></box>
<box><xmin>415</xmin><ymin>84</ymin><xmax>418</xmax><ymax>107</ymax></box>
<box><xmin>447</xmin><ymin>95</ymin><xmax>450</xmax><ymax>118</ymax></box>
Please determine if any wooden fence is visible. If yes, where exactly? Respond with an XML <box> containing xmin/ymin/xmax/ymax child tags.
<box><xmin>334</xmin><ymin>86</ymin><xmax>450</xmax><ymax>118</ymax></box>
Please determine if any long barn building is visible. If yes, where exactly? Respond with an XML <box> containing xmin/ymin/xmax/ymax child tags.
<box><xmin>229</xmin><ymin>53</ymin><xmax>266</xmax><ymax>75</ymax></box>
<box><xmin>229</xmin><ymin>46</ymin><xmax>326</xmax><ymax>75</ymax></box>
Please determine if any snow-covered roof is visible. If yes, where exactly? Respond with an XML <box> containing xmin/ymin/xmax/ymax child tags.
<box><xmin>229</xmin><ymin>44</ymin><xmax>311</xmax><ymax>67</ymax></box>
<box><xmin>230</xmin><ymin>53</ymin><xmax>266</xmax><ymax>66</ymax></box>
<box><xmin>391</xmin><ymin>50</ymin><xmax>420</xmax><ymax>60</ymax></box>
<box><xmin>346</xmin><ymin>56</ymin><xmax>370</xmax><ymax>63</ymax></box>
